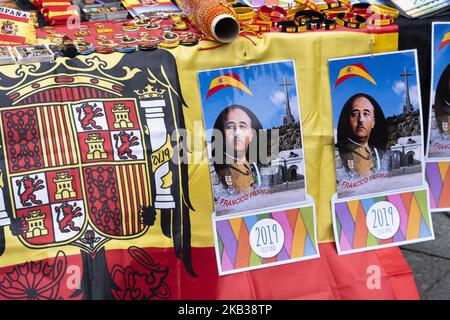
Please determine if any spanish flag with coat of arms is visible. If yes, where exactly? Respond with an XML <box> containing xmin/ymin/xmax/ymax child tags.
<box><xmin>0</xmin><ymin>7</ymin><xmax>36</xmax><ymax>45</ymax></box>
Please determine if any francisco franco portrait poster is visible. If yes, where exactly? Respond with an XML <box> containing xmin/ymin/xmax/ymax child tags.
<box><xmin>198</xmin><ymin>61</ymin><xmax>307</xmax><ymax>216</ymax></box>
<box><xmin>328</xmin><ymin>50</ymin><xmax>426</xmax><ymax>199</ymax></box>
<box><xmin>427</xmin><ymin>22</ymin><xmax>450</xmax><ymax>160</ymax></box>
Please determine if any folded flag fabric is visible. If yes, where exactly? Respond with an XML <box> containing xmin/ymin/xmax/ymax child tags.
<box><xmin>32</xmin><ymin>0</ymin><xmax>79</xmax><ymax>25</ymax></box>
<box><xmin>42</xmin><ymin>5</ymin><xmax>79</xmax><ymax>25</ymax></box>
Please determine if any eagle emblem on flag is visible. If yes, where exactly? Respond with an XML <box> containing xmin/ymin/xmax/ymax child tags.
<box><xmin>0</xmin><ymin>51</ymin><xmax>196</xmax><ymax>299</ymax></box>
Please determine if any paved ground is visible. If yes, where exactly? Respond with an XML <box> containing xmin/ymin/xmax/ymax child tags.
<box><xmin>400</xmin><ymin>211</ymin><xmax>450</xmax><ymax>300</ymax></box>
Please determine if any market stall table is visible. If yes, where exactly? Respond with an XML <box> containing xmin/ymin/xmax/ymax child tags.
<box><xmin>0</xmin><ymin>17</ymin><xmax>421</xmax><ymax>299</ymax></box>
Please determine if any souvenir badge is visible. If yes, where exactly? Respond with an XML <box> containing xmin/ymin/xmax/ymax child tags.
<box><xmin>96</xmin><ymin>28</ymin><xmax>113</xmax><ymax>34</ymax></box>
<box><xmin>138</xmin><ymin>42</ymin><xmax>158</xmax><ymax>51</ymax></box>
<box><xmin>75</xmin><ymin>39</ymin><xmax>92</xmax><ymax>47</ymax></box>
<box><xmin>162</xmin><ymin>32</ymin><xmax>179</xmax><ymax>41</ymax></box>
<box><xmin>115</xmin><ymin>44</ymin><xmax>137</xmax><ymax>53</ymax></box>
<box><xmin>173</xmin><ymin>21</ymin><xmax>188</xmax><ymax>31</ymax></box>
<box><xmin>140</xmin><ymin>35</ymin><xmax>159</xmax><ymax>43</ymax></box>
<box><xmin>145</xmin><ymin>22</ymin><xmax>160</xmax><ymax>30</ymax></box>
<box><xmin>121</xmin><ymin>36</ymin><xmax>137</xmax><ymax>44</ymax></box>
<box><xmin>159</xmin><ymin>40</ymin><xmax>179</xmax><ymax>49</ymax></box>
<box><xmin>75</xmin><ymin>30</ymin><xmax>91</xmax><ymax>37</ymax></box>
<box><xmin>135</xmin><ymin>20</ymin><xmax>149</xmax><ymax>27</ymax></box>
<box><xmin>77</xmin><ymin>45</ymin><xmax>95</xmax><ymax>55</ymax></box>
<box><xmin>122</xmin><ymin>25</ymin><xmax>139</xmax><ymax>32</ymax></box>
<box><xmin>97</xmin><ymin>39</ymin><xmax>116</xmax><ymax>47</ymax></box>
<box><xmin>180</xmin><ymin>33</ymin><xmax>199</xmax><ymax>46</ymax></box>
<box><xmin>95</xmin><ymin>45</ymin><xmax>115</xmax><ymax>54</ymax></box>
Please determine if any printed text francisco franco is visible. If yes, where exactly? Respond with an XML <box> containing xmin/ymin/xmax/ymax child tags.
<box><xmin>341</xmin><ymin>172</ymin><xmax>389</xmax><ymax>189</ymax></box>
<box><xmin>219</xmin><ymin>189</ymin><xmax>272</xmax><ymax>206</ymax></box>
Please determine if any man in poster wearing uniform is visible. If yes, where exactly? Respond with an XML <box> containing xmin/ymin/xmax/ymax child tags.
<box><xmin>212</xmin><ymin>104</ymin><xmax>262</xmax><ymax>194</ymax></box>
<box><xmin>337</xmin><ymin>93</ymin><xmax>388</xmax><ymax>177</ymax></box>
<box><xmin>434</xmin><ymin>64</ymin><xmax>450</xmax><ymax>136</ymax></box>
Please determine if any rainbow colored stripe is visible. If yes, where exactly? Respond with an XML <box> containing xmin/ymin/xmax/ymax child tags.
<box><xmin>215</xmin><ymin>207</ymin><xmax>318</xmax><ymax>273</ymax></box>
<box><xmin>335</xmin><ymin>189</ymin><xmax>433</xmax><ymax>252</ymax></box>
<box><xmin>426</xmin><ymin>161</ymin><xmax>450</xmax><ymax>210</ymax></box>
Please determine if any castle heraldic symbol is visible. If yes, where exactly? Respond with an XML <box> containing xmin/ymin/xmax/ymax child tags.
<box><xmin>0</xmin><ymin>52</ymin><xmax>196</xmax><ymax>295</ymax></box>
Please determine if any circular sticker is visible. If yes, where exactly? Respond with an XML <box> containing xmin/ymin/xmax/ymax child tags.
<box><xmin>75</xmin><ymin>30</ymin><xmax>91</xmax><ymax>37</ymax></box>
<box><xmin>135</xmin><ymin>20</ymin><xmax>149</xmax><ymax>27</ymax></box>
<box><xmin>145</xmin><ymin>23</ymin><xmax>161</xmax><ymax>30</ymax></box>
<box><xmin>121</xmin><ymin>36</ymin><xmax>137</xmax><ymax>44</ymax></box>
<box><xmin>138</xmin><ymin>42</ymin><xmax>158</xmax><ymax>51</ymax></box>
<box><xmin>159</xmin><ymin>40</ymin><xmax>179</xmax><ymax>49</ymax></box>
<box><xmin>163</xmin><ymin>32</ymin><xmax>179</xmax><ymax>41</ymax></box>
<box><xmin>366</xmin><ymin>201</ymin><xmax>400</xmax><ymax>240</ymax></box>
<box><xmin>249</xmin><ymin>219</ymin><xmax>285</xmax><ymax>258</ymax></box>
<box><xmin>97</xmin><ymin>39</ymin><xmax>116</xmax><ymax>47</ymax></box>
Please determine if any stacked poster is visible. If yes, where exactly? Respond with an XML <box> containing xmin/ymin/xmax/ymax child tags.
<box><xmin>198</xmin><ymin>61</ymin><xmax>319</xmax><ymax>275</ymax></box>
<box><xmin>426</xmin><ymin>22</ymin><xmax>450</xmax><ymax>211</ymax></box>
<box><xmin>328</xmin><ymin>50</ymin><xmax>434</xmax><ymax>255</ymax></box>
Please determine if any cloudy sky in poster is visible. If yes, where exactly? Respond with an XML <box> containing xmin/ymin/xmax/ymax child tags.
<box><xmin>328</xmin><ymin>50</ymin><xmax>421</xmax><ymax>130</ymax></box>
<box><xmin>433</xmin><ymin>23</ymin><xmax>450</xmax><ymax>93</ymax></box>
<box><xmin>198</xmin><ymin>61</ymin><xmax>301</xmax><ymax>142</ymax></box>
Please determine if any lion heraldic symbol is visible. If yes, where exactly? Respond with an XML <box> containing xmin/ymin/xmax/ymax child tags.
<box><xmin>55</xmin><ymin>202</ymin><xmax>82</xmax><ymax>233</ymax></box>
<box><xmin>16</xmin><ymin>175</ymin><xmax>44</xmax><ymax>207</ymax></box>
<box><xmin>113</xmin><ymin>131</ymin><xmax>140</xmax><ymax>159</ymax></box>
<box><xmin>76</xmin><ymin>102</ymin><xmax>104</xmax><ymax>130</ymax></box>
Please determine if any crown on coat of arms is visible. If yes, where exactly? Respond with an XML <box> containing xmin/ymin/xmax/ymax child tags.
<box><xmin>25</xmin><ymin>210</ymin><xmax>45</xmax><ymax>221</ymax></box>
<box><xmin>134</xmin><ymin>85</ymin><xmax>165</xmax><ymax>99</ymax></box>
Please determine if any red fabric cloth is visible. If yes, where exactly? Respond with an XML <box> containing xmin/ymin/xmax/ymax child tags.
<box><xmin>215</xmin><ymin>242</ymin><xmax>419</xmax><ymax>300</ymax></box>
<box><xmin>0</xmin><ymin>242</ymin><xmax>418</xmax><ymax>300</ymax></box>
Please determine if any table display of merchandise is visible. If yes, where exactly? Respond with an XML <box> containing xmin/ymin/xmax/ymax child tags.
<box><xmin>0</xmin><ymin>0</ymin><xmax>448</xmax><ymax>301</ymax></box>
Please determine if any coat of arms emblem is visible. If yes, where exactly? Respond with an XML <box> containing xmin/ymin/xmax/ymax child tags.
<box><xmin>0</xmin><ymin>21</ymin><xmax>18</xmax><ymax>35</ymax></box>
